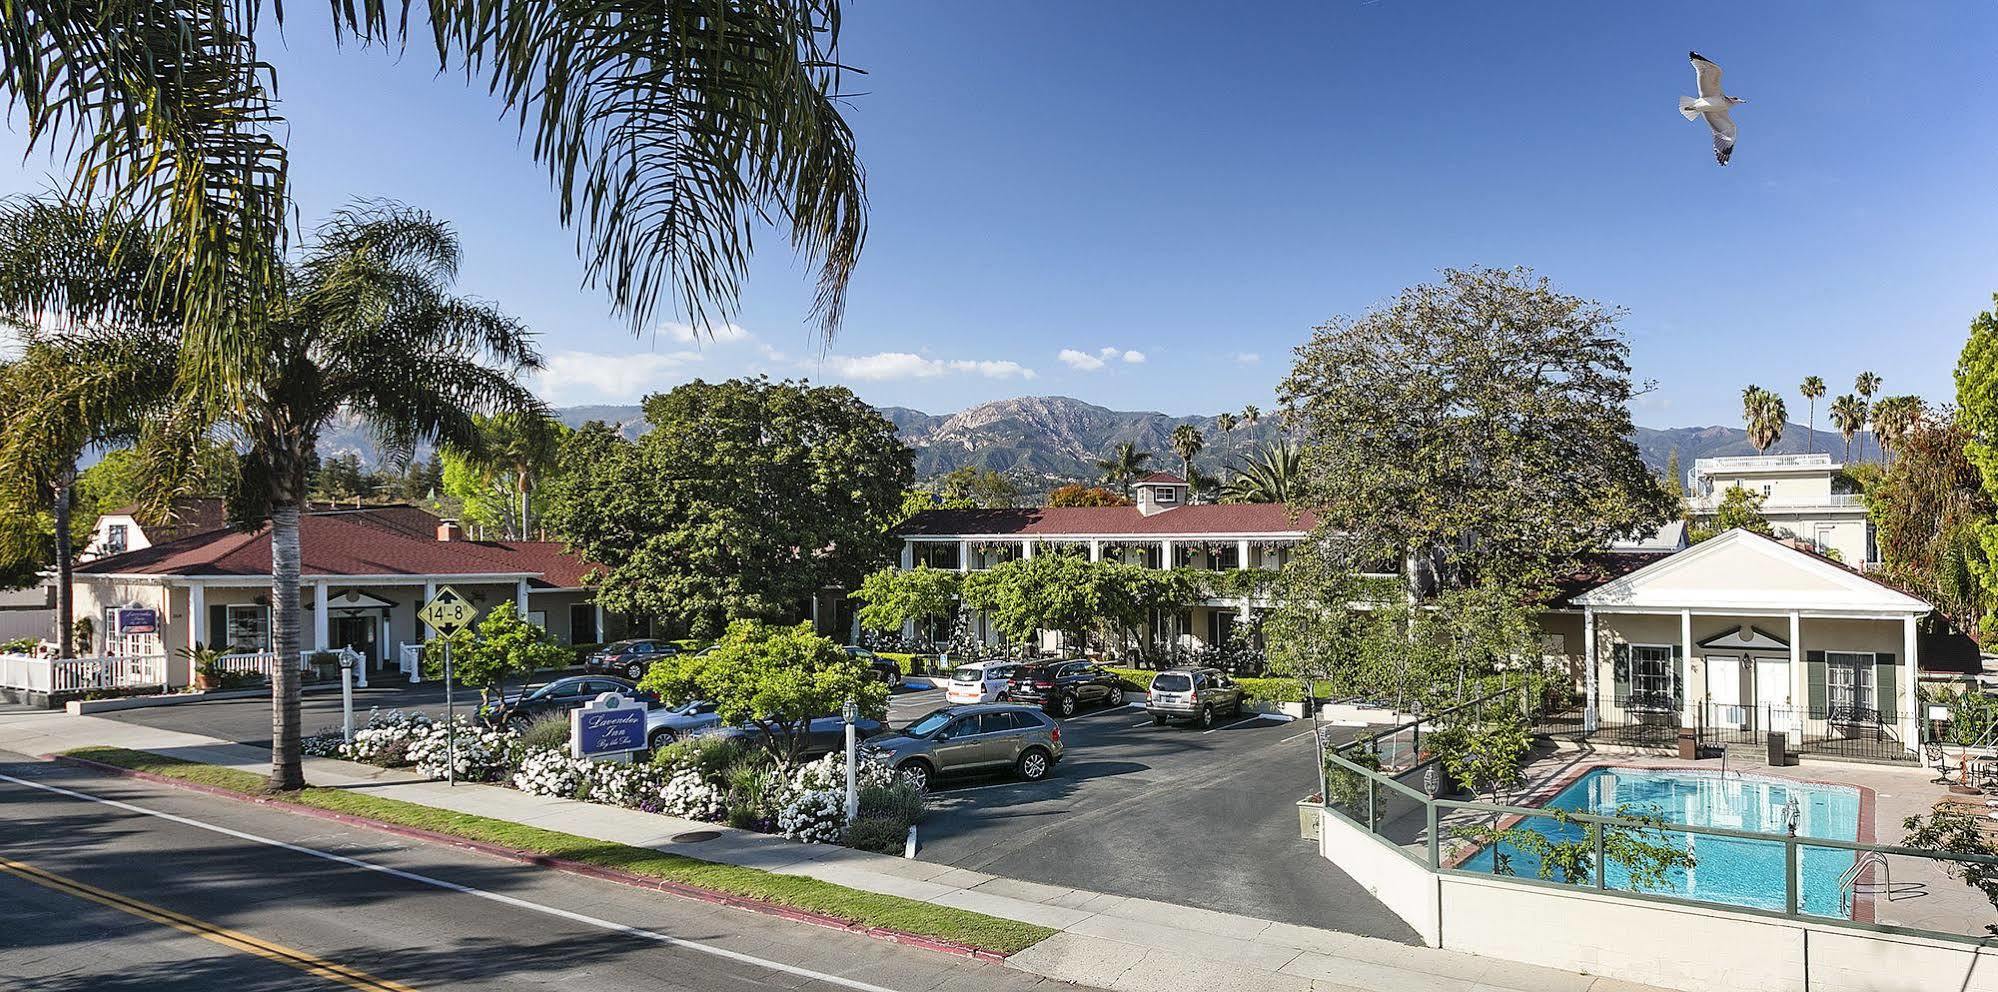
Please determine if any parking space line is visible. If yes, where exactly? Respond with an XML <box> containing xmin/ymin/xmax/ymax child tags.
<box><xmin>1203</xmin><ymin>714</ymin><xmax>1277</xmax><ymax>735</ymax></box>
<box><xmin>1281</xmin><ymin>727</ymin><xmax>1320</xmax><ymax>743</ymax></box>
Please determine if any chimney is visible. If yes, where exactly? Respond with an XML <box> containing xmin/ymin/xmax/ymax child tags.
<box><xmin>437</xmin><ymin>519</ymin><xmax>463</xmax><ymax>542</ymax></box>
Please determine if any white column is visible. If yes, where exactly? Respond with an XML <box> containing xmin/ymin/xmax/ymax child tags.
<box><xmin>1021</xmin><ymin>539</ymin><xmax>1034</xmax><ymax>560</ymax></box>
<box><xmin>1583</xmin><ymin>607</ymin><xmax>1599</xmax><ymax>732</ymax></box>
<box><xmin>516</xmin><ymin>578</ymin><xmax>530</xmax><ymax>619</ymax></box>
<box><xmin>900</xmin><ymin>541</ymin><xmax>915</xmax><ymax>569</ymax></box>
<box><xmin>1681</xmin><ymin>608</ymin><xmax>1695</xmax><ymax>722</ymax></box>
<box><xmin>593</xmin><ymin>603</ymin><xmax>605</xmax><ymax>643</ymax></box>
<box><xmin>313</xmin><ymin>581</ymin><xmax>330</xmax><ymax>653</ymax></box>
<box><xmin>1159</xmin><ymin>539</ymin><xmax>1173</xmax><ymax>569</ymax></box>
<box><xmin>1237</xmin><ymin>539</ymin><xmax>1251</xmax><ymax>570</ymax></box>
<box><xmin>1789</xmin><ymin>611</ymin><xmax>1806</xmax><ymax>742</ymax></box>
<box><xmin>188</xmin><ymin>583</ymin><xmax>206</xmax><ymax>652</ymax></box>
<box><xmin>1089</xmin><ymin>539</ymin><xmax>1102</xmax><ymax>562</ymax></box>
<box><xmin>957</xmin><ymin>540</ymin><xmax>971</xmax><ymax>573</ymax></box>
<box><xmin>1903</xmin><ymin>614</ymin><xmax>1921</xmax><ymax>752</ymax></box>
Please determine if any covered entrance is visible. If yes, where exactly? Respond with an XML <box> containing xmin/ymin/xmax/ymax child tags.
<box><xmin>315</xmin><ymin>588</ymin><xmax>397</xmax><ymax>674</ymax></box>
<box><xmin>1701</xmin><ymin>625</ymin><xmax>1793</xmax><ymax>735</ymax></box>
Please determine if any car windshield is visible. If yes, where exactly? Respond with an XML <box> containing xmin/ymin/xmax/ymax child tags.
<box><xmin>951</xmin><ymin>667</ymin><xmax>986</xmax><ymax>682</ymax></box>
<box><xmin>902</xmin><ymin>709</ymin><xmax>956</xmax><ymax>738</ymax></box>
<box><xmin>1151</xmin><ymin>674</ymin><xmax>1193</xmax><ymax>692</ymax></box>
<box><xmin>667</xmin><ymin>700</ymin><xmax>709</xmax><ymax>715</ymax></box>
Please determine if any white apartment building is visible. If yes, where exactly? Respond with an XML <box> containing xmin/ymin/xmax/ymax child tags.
<box><xmin>1686</xmin><ymin>453</ymin><xmax>1874</xmax><ymax>566</ymax></box>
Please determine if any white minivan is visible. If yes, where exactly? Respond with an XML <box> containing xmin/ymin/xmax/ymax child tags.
<box><xmin>946</xmin><ymin>661</ymin><xmax>1019</xmax><ymax>705</ymax></box>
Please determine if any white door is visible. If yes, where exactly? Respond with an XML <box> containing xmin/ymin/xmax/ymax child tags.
<box><xmin>1706</xmin><ymin>655</ymin><xmax>1747</xmax><ymax>727</ymax></box>
<box><xmin>1756</xmin><ymin>658</ymin><xmax>1792</xmax><ymax>733</ymax></box>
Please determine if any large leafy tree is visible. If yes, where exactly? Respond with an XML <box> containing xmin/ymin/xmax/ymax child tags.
<box><xmin>0</xmin><ymin>0</ymin><xmax>867</xmax><ymax>355</ymax></box>
<box><xmin>1279</xmin><ymin>266</ymin><xmax>1673</xmax><ymax>600</ymax></box>
<box><xmin>1046</xmin><ymin>483</ymin><xmax>1131</xmax><ymax>508</ymax></box>
<box><xmin>6</xmin><ymin>203</ymin><xmax>546</xmax><ymax>790</ymax></box>
<box><xmin>546</xmin><ymin>377</ymin><xmax>912</xmax><ymax>637</ymax></box>
<box><xmin>850</xmin><ymin>565</ymin><xmax>960</xmax><ymax>646</ymax></box>
<box><xmin>441</xmin><ymin>412</ymin><xmax>569</xmax><ymax>539</ymax></box>
<box><xmin>1865</xmin><ymin>410</ymin><xmax>1992</xmax><ymax>637</ymax></box>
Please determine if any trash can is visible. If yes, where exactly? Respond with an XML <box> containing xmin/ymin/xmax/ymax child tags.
<box><xmin>1677</xmin><ymin>728</ymin><xmax>1698</xmax><ymax>761</ymax></box>
<box><xmin>1766</xmin><ymin>731</ymin><xmax>1790</xmax><ymax>767</ymax></box>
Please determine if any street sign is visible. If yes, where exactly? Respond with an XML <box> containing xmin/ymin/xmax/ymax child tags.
<box><xmin>418</xmin><ymin>586</ymin><xmax>476</xmax><ymax>636</ymax></box>
<box><xmin>115</xmin><ymin>608</ymin><xmax>159</xmax><ymax>635</ymax></box>
<box><xmin>572</xmin><ymin>692</ymin><xmax>647</xmax><ymax>760</ymax></box>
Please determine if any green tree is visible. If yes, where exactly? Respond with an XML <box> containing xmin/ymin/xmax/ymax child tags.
<box><xmin>850</xmin><ymin>565</ymin><xmax>960</xmax><ymax>646</ymax></box>
<box><xmin>1799</xmin><ymin>376</ymin><xmax>1826</xmax><ymax>453</ymax></box>
<box><xmin>0</xmin><ymin>0</ymin><xmax>867</xmax><ymax>355</ymax></box>
<box><xmin>1662</xmin><ymin>447</ymin><xmax>1684</xmax><ymax>501</ymax></box>
<box><xmin>439</xmin><ymin>452</ymin><xmax>516</xmax><ymax>538</ymax></box>
<box><xmin>1740</xmin><ymin>385</ymin><xmax>1786</xmax><ymax>454</ymax></box>
<box><xmin>1046</xmin><ymin>484</ymin><xmax>1132</xmax><ymax>508</ymax></box>
<box><xmin>82</xmin><ymin>444</ymin><xmax>237</xmax><ymax>515</ymax></box>
<box><xmin>1871</xmin><ymin>395</ymin><xmax>1928</xmax><ymax>461</ymax></box>
<box><xmin>1223</xmin><ymin>439</ymin><xmax>1302</xmax><ymax>504</ymax></box>
<box><xmin>1094</xmin><ymin>442</ymin><xmax>1153</xmax><ymax>497</ymax></box>
<box><xmin>1170</xmin><ymin>424</ymin><xmax>1205</xmax><ymax>487</ymax></box>
<box><xmin>1240</xmin><ymin>404</ymin><xmax>1261</xmax><ymax>444</ymax></box>
<box><xmin>1279</xmin><ymin>266</ymin><xmax>1673</xmax><ymax>603</ymax></box>
<box><xmin>1213</xmin><ymin>412</ymin><xmax>1238</xmax><ymax>481</ymax></box>
<box><xmin>424</xmin><ymin>601</ymin><xmax>570</xmax><ymax>713</ymax></box>
<box><xmin>442</xmin><ymin>412</ymin><xmax>568</xmax><ymax>539</ymax></box>
<box><xmin>1857</xmin><ymin>371</ymin><xmax>1883</xmax><ymax>405</ymax></box>
<box><xmin>1866</xmin><ymin>411</ymin><xmax>1992</xmax><ymax>637</ymax></box>
<box><xmin>934</xmin><ymin>466</ymin><xmax>1019</xmax><ymax>509</ymax></box>
<box><xmin>545</xmin><ymin>378</ymin><xmax>912</xmax><ymax>638</ymax></box>
<box><xmin>6</xmin><ymin>204</ymin><xmax>546</xmax><ymax>790</ymax></box>
<box><xmin>1689</xmin><ymin>485</ymin><xmax>1773</xmax><ymax>542</ymax></box>
<box><xmin>1830</xmin><ymin>394</ymin><xmax>1867</xmax><ymax>461</ymax></box>
<box><xmin>639</xmin><ymin>620</ymin><xmax>885</xmax><ymax>771</ymax></box>
<box><xmin>311</xmin><ymin>453</ymin><xmax>370</xmax><ymax>502</ymax></box>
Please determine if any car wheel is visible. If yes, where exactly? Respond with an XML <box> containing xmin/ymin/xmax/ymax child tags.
<box><xmin>899</xmin><ymin>759</ymin><xmax>934</xmax><ymax>792</ymax></box>
<box><xmin>1017</xmin><ymin>747</ymin><xmax>1052</xmax><ymax>782</ymax></box>
<box><xmin>625</xmin><ymin>661</ymin><xmax>645</xmax><ymax>680</ymax></box>
<box><xmin>506</xmin><ymin>714</ymin><xmax>531</xmax><ymax>733</ymax></box>
<box><xmin>1152</xmin><ymin>714</ymin><xmax>1167</xmax><ymax>726</ymax></box>
<box><xmin>887</xmin><ymin>671</ymin><xmax>903</xmax><ymax>687</ymax></box>
<box><xmin>1198</xmin><ymin>704</ymin><xmax>1215</xmax><ymax>729</ymax></box>
<box><xmin>1107</xmin><ymin>686</ymin><xmax>1125</xmax><ymax>707</ymax></box>
<box><xmin>1055</xmin><ymin>693</ymin><xmax>1078</xmax><ymax>718</ymax></box>
<box><xmin>648</xmin><ymin>729</ymin><xmax>677</xmax><ymax>750</ymax></box>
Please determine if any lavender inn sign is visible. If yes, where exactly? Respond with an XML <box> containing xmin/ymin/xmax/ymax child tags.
<box><xmin>571</xmin><ymin>691</ymin><xmax>647</xmax><ymax>761</ymax></box>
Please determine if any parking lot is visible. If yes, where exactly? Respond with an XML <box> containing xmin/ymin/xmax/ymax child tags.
<box><xmin>883</xmin><ymin>685</ymin><xmax>1419</xmax><ymax>941</ymax></box>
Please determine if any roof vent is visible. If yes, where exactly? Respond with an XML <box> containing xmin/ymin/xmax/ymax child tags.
<box><xmin>437</xmin><ymin>519</ymin><xmax>463</xmax><ymax>542</ymax></box>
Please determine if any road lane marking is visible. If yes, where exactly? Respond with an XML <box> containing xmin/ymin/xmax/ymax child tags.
<box><xmin>0</xmin><ymin>771</ymin><xmax>906</xmax><ymax>992</ymax></box>
<box><xmin>0</xmin><ymin>855</ymin><xmax>417</xmax><ymax>992</ymax></box>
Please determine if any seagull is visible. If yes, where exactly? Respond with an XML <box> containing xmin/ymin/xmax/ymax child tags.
<box><xmin>1679</xmin><ymin>51</ymin><xmax>1746</xmax><ymax>165</ymax></box>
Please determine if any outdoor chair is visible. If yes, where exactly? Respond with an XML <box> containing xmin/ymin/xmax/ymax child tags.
<box><xmin>1926</xmin><ymin>743</ymin><xmax>1954</xmax><ymax>785</ymax></box>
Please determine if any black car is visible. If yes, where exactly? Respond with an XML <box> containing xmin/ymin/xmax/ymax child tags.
<box><xmin>1007</xmin><ymin>660</ymin><xmax>1128</xmax><ymax>718</ymax></box>
<box><xmin>586</xmin><ymin>639</ymin><xmax>681</xmax><ymax>681</ymax></box>
<box><xmin>845</xmin><ymin>646</ymin><xmax>903</xmax><ymax>687</ymax></box>
<box><xmin>480</xmin><ymin>675</ymin><xmax>656</xmax><ymax>729</ymax></box>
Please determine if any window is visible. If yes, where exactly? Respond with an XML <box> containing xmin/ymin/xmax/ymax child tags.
<box><xmin>1629</xmin><ymin>645</ymin><xmax>1675</xmax><ymax>712</ymax></box>
<box><xmin>1538</xmin><ymin>633</ymin><xmax>1568</xmax><ymax>659</ymax></box>
<box><xmin>976</xmin><ymin>713</ymin><xmax>1018</xmax><ymax>734</ymax></box>
<box><xmin>105</xmin><ymin>524</ymin><xmax>128</xmax><ymax>554</ymax></box>
<box><xmin>569</xmin><ymin>604</ymin><xmax>597</xmax><ymax>644</ymax></box>
<box><xmin>1155</xmin><ymin>487</ymin><xmax>1177</xmax><ymax>505</ymax></box>
<box><xmin>1761</xmin><ymin>484</ymin><xmax>1772</xmax><ymax>497</ymax></box>
<box><xmin>225</xmin><ymin>604</ymin><xmax>271</xmax><ymax>652</ymax></box>
<box><xmin>1826</xmin><ymin>652</ymin><xmax>1877</xmax><ymax>716</ymax></box>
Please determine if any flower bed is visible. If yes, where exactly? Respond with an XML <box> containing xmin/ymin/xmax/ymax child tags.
<box><xmin>304</xmin><ymin>709</ymin><xmax>924</xmax><ymax>850</ymax></box>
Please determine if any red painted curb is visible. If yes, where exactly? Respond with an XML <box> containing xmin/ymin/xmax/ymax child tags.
<box><xmin>45</xmin><ymin>754</ymin><xmax>1011</xmax><ymax>963</ymax></box>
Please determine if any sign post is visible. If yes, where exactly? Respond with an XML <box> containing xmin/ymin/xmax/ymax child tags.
<box><xmin>339</xmin><ymin>650</ymin><xmax>356</xmax><ymax>743</ymax></box>
<box><xmin>418</xmin><ymin>586</ymin><xmax>476</xmax><ymax>786</ymax></box>
<box><xmin>842</xmin><ymin>697</ymin><xmax>860</xmax><ymax>824</ymax></box>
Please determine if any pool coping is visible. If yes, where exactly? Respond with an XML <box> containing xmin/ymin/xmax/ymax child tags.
<box><xmin>1439</xmin><ymin>759</ymin><xmax>1878</xmax><ymax>923</ymax></box>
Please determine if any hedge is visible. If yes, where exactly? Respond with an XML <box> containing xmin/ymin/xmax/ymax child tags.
<box><xmin>876</xmin><ymin>652</ymin><xmax>944</xmax><ymax>676</ymax></box>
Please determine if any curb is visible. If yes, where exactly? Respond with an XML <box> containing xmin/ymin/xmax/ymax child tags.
<box><xmin>46</xmin><ymin>753</ymin><xmax>1011</xmax><ymax>963</ymax></box>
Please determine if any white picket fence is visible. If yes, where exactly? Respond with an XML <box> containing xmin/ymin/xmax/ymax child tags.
<box><xmin>0</xmin><ymin>652</ymin><xmax>168</xmax><ymax>694</ymax></box>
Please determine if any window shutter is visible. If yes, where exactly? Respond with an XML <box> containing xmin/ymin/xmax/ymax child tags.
<box><xmin>1875</xmin><ymin>653</ymin><xmax>1897</xmax><ymax>717</ymax></box>
<box><xmin>1672</xmin><ymin>645</ymin><xmax>1686</xmax><ymax>712</ymax></box>
<box><xmin>1806</xmin><ymin>650</ymin><xmax>1827</xmax><ymax>712</ymax></box>
<box><xmin>1612</xmin><ymin>643</ymin><xmax>1631</xmax><ymax>704</ymax></box>
<box><xmin>208</xmin><ymin>604</ymin><xmax>227</xmax><ymax>650</ymax></box>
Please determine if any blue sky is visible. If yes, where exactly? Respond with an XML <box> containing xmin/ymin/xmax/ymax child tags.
<box><xmin>4</xmin><ymin>2</ymin><xmax>1995</xmax><ymax>424</ymax></box>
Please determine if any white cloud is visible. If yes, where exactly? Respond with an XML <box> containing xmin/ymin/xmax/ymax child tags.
<box><xmin>1099</xmin><ymin>346</ymin><xmax>1119</xmax><ymax>357</ymax></box>
<box><xmin>1059</xmin><ymin>348</ymin><xmax>1107</xmax><ymax>371</ymax></box>
<box><xmin>1234</xmin><ymin>352</ymin><xmax>1261</xmax><ymax>365</ymax></box>
<box><xmin>1121</xmin><ymin>350</ymin><xmax>1147</xmax><ymax>364</ymax></box>
<box><xmin>662</xmin><ymin>321</ymin><xmax>749</xmax><ymax>345</ymax></box>
<box><xmin>533</xmin><ymin>349</ymin><xmax>706</xmax><ymax>405</ymax></box>
<box><xmin>827</xmin><ymin>352</ymin><xmax>1036</xmax><ymax>381</ymax></box>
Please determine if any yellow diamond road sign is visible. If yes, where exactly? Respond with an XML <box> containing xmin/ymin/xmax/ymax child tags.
<box><xmin>419</xmin><ymin>586</ymin><xmax>476</xmax><ymax>636</ymax></box>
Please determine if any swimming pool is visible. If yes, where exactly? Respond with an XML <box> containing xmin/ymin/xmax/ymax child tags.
<box><xmin>1458</xmin><ymin>767</ymin><xmax>1863</xmax><ymax>917</ymax></box>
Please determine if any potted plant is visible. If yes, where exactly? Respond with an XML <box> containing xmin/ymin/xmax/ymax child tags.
<box><xmin>179</xmin><ymin>643</ymin><xmax>226</xmax><ymax>690</ymax></box>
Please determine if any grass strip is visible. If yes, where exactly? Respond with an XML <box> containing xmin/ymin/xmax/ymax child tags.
<box><xmin>62</xmin><ymin>747</ymin><xmax>1055</xmax><ymax>955</ymax></box>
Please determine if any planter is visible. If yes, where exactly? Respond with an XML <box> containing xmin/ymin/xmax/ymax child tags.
<box><xmin>1297</xmin><ymin>797</ymin><xmax>1322</xmax><ymax>840</ymax></box>
<box><xmin>194</xmin><ymin>672</ymin><xmax>221</xmax><ymax>691</ymax></box>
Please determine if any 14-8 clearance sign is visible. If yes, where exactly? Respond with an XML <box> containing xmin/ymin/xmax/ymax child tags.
<box><xmin>418</xmin><ymin>586</ymin><xmax>476</xmax><ymax>636</ymax></box>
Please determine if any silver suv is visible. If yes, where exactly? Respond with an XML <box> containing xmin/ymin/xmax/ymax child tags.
<box><xmin>1145</xmin><ymin>667</ymin><xmax>1245</xmax><ymax>728</ymax></box>
<box><xmin>861</xmin><ymin>703</ymin><xmax>1062</xmax><ymax>790</ymax></box>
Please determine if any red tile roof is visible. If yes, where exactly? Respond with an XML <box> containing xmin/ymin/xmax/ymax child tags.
<box><xmin>1139</xmin><ymin>472</ymin><xmax>1187</xmax><ymax>484</ymax></box>
<box><xmin>900</xmin><ymin>503</ymin><xmax>1314</xmax><ymax>537</ymax></box>
<box><xmin>1545</xmin><ymin>550</ymin><xmax>1678</xmax><ymax>609</ymax></box>
<box><xmin>77</xmin><ymin>506</ymin><xmax>596</xmax><ymax>587</ymax></box>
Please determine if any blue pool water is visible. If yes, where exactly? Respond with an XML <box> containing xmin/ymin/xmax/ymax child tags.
<box><xmin>1459</xmin><ymin>767</ymin><xmax>1862</xmax><ymax>917</ymax></box>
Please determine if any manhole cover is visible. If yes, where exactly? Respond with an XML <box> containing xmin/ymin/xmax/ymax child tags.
<box><xmin>670</xmin><ymin>830</ymin><xmax>721</xmax><ymax>844</ymax></box>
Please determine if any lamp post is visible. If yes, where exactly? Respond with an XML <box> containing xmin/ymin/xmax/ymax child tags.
<box><xmin>842</xmin><ymin>697</ymin><xmax>860</xmax><ymax>824</ymax></box>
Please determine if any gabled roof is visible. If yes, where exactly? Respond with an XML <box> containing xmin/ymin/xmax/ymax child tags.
<box><xmin>1138</xmin><ymin>472</ymin><xmax>1187</xmax><ymax>485</ymax></box>
<box><xmin>76</xmin><ymin>506</ymin><xmax>594</xmax><ymax>588</ymax></box>
<box><xmin>1571</xmin><ymin>528</ymin><xmax>1930</xmax><ymax>616</ymax></box>
<box><xmin>900</xmin><ymin>503</ymin><xmax>1313</xmax><ymax>538</ymax></box>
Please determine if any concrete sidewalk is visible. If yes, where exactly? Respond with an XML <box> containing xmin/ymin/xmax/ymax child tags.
<box><xmin>0</xmin><ymin>708</ymin><xmax>1667</xmax><ymax>992</ymax></box>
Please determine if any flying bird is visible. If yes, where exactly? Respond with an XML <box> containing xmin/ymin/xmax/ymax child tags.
<box><xmin>1679</xmin><ymin>51</ymin><xmax>1746</xmax><ymax>165</ymax></box>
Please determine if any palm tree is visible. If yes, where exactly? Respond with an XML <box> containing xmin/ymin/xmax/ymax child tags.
<box><xmin>1213</xmin><ymin>413</ymin><xmax>1238</xmax><ymax>482</ymax></box>
<box><xmin>1829</xmin><ymin>394</ymin><xmax>1866</xmax><ymax>461</ymax></box>
<box><xmin>1170</xmin><ymin>425</ymin><xmax>1205</xmax><ymax>490</ymax></box>
<box><xmin>1241</xmin><ymin>404</ymin><xmax>1261</xmax><ymax>443</ymax></box>
<box><xmin>1799</xmin><ymin>376</ymin><xmax>1825</xmax><ymax>453</ymax></box>
<box><xmin>1871</xmin><ymin>395</ymin><xmax>1928</xmax><ymax>461</ymax></box>
<box><xmin>1740</xmin><ymin>385</ymin><xmax>1787</xmax><ymax>454</ymax></box>
<box><xmin>1094</xmin><ymin>442</ymin><xmax>1153</xmax><ymax>497</ymax></box>
<box><xmin>448</xmin><ymin>412</ymin><xmax>566</xmax><ymax>539</ymax></box>
<box><xmin>0</xmin><ymin>0</ymin><xmax>867</xmax><ymax>366</ymax></box>
<box><xmin>10</xmin><ymin>203</ymin><xmax>546</xmax><ymax>790</ymax></box>
<box><xmin>1224</xmin><ymin>440</ymin><xmax>1301</xmax><ymax>504</ymax></box>
<box><xmin>1855</xmin><ymin>371</ymin><xmax>1882</xmax><ymax>405</ymax></box>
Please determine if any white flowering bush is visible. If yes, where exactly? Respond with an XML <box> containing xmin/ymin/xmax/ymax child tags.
<box><xmin>406</xmin><ymin>719</ymin><xmax>517</xmax><ymax>782</ymax></box>
<box><xmin>776</xmin><ymin>788</ymin><xmax>846</xmax><ymax>843</ymax></box>
<box><xmin>657</xmin><ymin>768</ymin><xmax>726</xmax><ymax>820</ymax></box>
<box><xmin>512</xmin><ymin>746</ymin><xmax>585</xmax><ymax>798</ymax></box>
<box><xmin>344</xmin><ymin>709</ymin><xmax>436</xmax><ymax>766</ymax></box>
<box><xmin>792</xmin><ymin>750</ymin><xmax>907</xmax><ymax>793</ymax></box>
<box><xmin>300</xmin><ymin>733</ymin><xmax>346</xmax><ymax>758</ymax></box>
<box><xmin>576</xmin><ymin>760</ymin><xmax>663</xmax><ymax>808</ymax></box>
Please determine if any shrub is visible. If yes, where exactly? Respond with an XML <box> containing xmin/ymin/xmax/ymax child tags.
<box><xmin>777</xmin><ymin>788</ymin><xmax>846</xmax><ymax>843</ymax></box>
<box><xmin>653</xmin><ymin>735</ymin><xmax>753</xmax><ymax>779</ymax></box>
<box><xmin>858</xmin><ymin>781</ymin><xmax>924</xmax><ymax>827</ymax></box>
<box><xmin>569</xmin><ymin>642</ymin><xmax>605</xmax><ymax>664</ymax></box>
<box><xmin>847</xmin><ymin>814</ymin><xmax>910</xmax><ymax>854</ymax></box>
<box><xmin>574</xmin><ymin>760</ymin><xmax>663</xmax><ymax>808</ymax></box>
<box><xmin>406</xmin><ymin>719</ymin><xmax>518</xmax><ymax>783</ymax></box>
<box><xmin>345</xmin><ymin>709</ymin><xmax>436</xmax><ymax>766</ymax></box>
<box><xmin>521</xmin><ymin>715</ymin><xmax>571</xmax><ymax>752</ymax></box>
<box><xmin>657</xmin><ymin>768</ymin><xmax>726</xmax><ymax>820</ymax></box>
<box><xmin>792</xmin><ymin>750</ymin><xmax>907</xmax><ymax>793</ymax></box>
<box><xmin>513</xmin><ymin>747</ymin><xmax>584</xmax><ymax>797</ymax></box>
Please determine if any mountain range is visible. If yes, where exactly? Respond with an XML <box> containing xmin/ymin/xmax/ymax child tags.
<box><xmin>316</xmin><ymin>395</ymin><xmax>1885</xmax><ymax>486</ymax></box>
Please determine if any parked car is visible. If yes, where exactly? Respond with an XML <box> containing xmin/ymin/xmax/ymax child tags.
<box><xmin>480</xmin><ymin>675</ymin><xmax>655</xmax><ymax>729</ymax></box>
<box><xmin>845</xmin><ymin>645</ymin><xmax>902</xmax><ymax>687</ymax></box>
<box><xmin>1007</xmin><ymin>660</ymin><xmax>1128</xmax><ymax>717</ymax></box>
<box><xmin>586</xmin><ymin>639</ymin><xmax>681</xmax><ymax>681</ymax></box>
<box><xmin>946</xmin><ymin>660</ymin><xmax>1019</xmax><ymax>705</ymax></box>
<box><xmin>862</xmin><ymin>704</ymin><xmax>1062</xmax><ymax>790</ymax></box>
<box><xmin>1145</xmin><ymin>667</ymin><xmax>1245</xmax><ymax>728</ymax></box>
<box><xmin>645</xmin><ymin>699</ymin><xmax>724</xmax><ymax>749</ymax></box>
<box><xmin>705</xmin><ymin>712</ymin><xmax>886</xmax><ymax>759</ymax></box>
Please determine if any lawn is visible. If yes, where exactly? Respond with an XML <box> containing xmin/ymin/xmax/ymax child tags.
<box><xmin>62</xmin><ymin>746</ymin><xmax>1055</xmax><ymax>955</ymax></box>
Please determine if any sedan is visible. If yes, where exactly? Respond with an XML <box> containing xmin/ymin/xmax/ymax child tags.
<box><xmin>586</xmin><ymin>639</ymin><xmax>681</xmax><ymax>681</ymax></box>
<box><xmin>480</xmin><ymin>675</ymin><xmax>653</xmax><ymax>729</ymax></box>
<box><xmin>645</xmin><ymin>699</ymin><xmax>723</xmax><ymax>749</ymax></box>
<box><xmin>845</xmin><ymin>645</ymin><xmax>903</xmax><ymax>687</ymax></box>
<box><xmin>1007</xmin><ymin>660</ymin><xmax>1128</xmax><ymax>718</ymax></box>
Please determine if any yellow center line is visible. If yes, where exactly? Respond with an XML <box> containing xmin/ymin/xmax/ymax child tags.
<box><xmin>0</xmin><ymin>856</ymin><xmax>419</xmax><ymax>992</ymax></box>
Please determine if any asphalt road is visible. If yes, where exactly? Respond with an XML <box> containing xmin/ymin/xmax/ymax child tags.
<box><xmin>890</xmin><ymin>688</ymin><xmax>1419</xmax><ymax>942</ymax></box>
<box><xmin>99</xmin><ymin>678</ymin><xmax>488</xmax><ymax>748</ymax></box>
<box><xmin>0</xmin><ymin>754</ymin><xmax>1090</xmax><ymax>992</ymax></box>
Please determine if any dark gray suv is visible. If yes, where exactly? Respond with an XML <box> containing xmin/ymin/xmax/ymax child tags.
<box><xmin>861</xmin><ymin>703</ymin><xmax>1062</xmax><ymax>790</ymax></box>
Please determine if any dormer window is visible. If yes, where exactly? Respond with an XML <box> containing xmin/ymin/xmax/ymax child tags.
<box><xmin>1134</xmin><ymin>473</ymin><xmax>1191</xmax><ymax>515</ymax></box>
<box><xmin>106</xmin><ymin>524</ymin><xmax>128</xmax><ymax>554</ymax></box>
<box><xmin>1155</xmin><ymin>488</ymin><xmax>1176</xmax><ymax>506</ymax></box>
